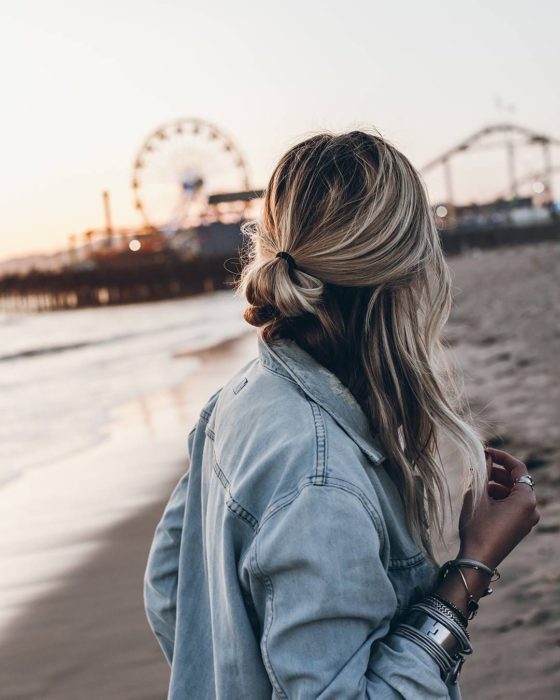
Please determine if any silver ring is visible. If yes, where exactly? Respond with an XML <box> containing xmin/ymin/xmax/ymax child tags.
<box><xmin>514</xmin><ymin>474</ymin><xmax>535</xmax><ymax>490</ymax></box>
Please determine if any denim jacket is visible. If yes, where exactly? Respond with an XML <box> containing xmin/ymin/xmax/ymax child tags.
<box><xmin>143</xmin><ymin>335</ymin><xmax>462</xmax><ymax>699</ymax></box>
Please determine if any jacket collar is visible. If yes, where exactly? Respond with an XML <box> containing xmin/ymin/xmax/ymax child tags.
<box><xmin>257</xmin><ymin>335</ymin><xmax>386</xmax><ymax>465</ymax></box>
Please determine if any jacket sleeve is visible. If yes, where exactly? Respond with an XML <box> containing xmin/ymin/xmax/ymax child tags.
<box><xmin>248</xmin><ymin>482</ymin><xmax>454</xmax><ymax>699</ymax></box>
<box><xmin>143</xmin><ymin>430</ymin><xmax>194</xmax><ymax>666</ymax></box>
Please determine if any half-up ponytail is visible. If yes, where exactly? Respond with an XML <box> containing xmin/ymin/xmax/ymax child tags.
<box><xmin>234</xmin><ymin>128</ymin><xmax>487</xmax><ymax>554</ymax></box>
<box><xmin>240</xmin><ymin>222</ymin><xmax>325</xmax><ymax>325</ymax></box>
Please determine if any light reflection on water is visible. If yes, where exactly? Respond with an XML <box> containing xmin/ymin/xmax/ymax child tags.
<box><xmin>0</xmin><ymin>290</ymin><xmax>247</xmax><ymax>486</ymax></box>
<box><xmin>0</xmin><ymin>290</ymin><xmax>250</xmax><ymax>636</ymax></box>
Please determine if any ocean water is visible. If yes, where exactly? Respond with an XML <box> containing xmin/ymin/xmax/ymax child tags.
<box><xmin>0</xmin><ymin>290</ymin><xmax>251</xmax><ymax>635</ymax></box>
<box><xmin>0</xmin><ymin>290</ymin><xmax>248</xmax><ymax>488</ymax></box>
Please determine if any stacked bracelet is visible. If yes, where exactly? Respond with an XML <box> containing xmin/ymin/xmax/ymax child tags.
<box><xmin>425</xmin><ymin>593</ymin><xmax>469</xmax><ymax>629</ymax></box>
<box><xmin>394</xmin><ymin>595</ymin><xmax>473</xmax><ymax>685</ymax></box>
<box><xmin>395</xmin><ymin>621</ymin><xmax>461</xmax><ymax>683</ymax></box>
<box><xmin>438</xmin><ymin>558</ymin><xmax>501</xmax><ymax>620</ymax></box>
<box><xmin>393</xmin><ymin>558</ymin><xmax>502</xmax><ymax>684</ymax></box>
<box><xmin>410</xmin><ymin>601</ymin><xmax>471</xmax><ymax>651</ymax></box>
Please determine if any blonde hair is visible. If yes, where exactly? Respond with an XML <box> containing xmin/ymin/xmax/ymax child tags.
<box><xmin>235</xmin><ymin>129</ymin><xmax>486</xmax><ymax>553</ymax></box>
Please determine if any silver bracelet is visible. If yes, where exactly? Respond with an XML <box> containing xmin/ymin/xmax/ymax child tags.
<box><xmin>396</xmin><ymin>622</ymin><xmax>468</xmax><ymax>686</ymax></box>
<box><xmin>453</xmin><ymin>558</ymin><xmax>499</xmax><ymax>580</ymax></box>
<box><xmin>412</xmin><ymin>600</ymin><xmax>471</xmax><ymax>643</ymax></box>
<box><xmin>394</xmin><ymin>604</ymin><xmax>473</xmax><ymax>685</ymax></box>
<box><xmin>440</xmin><ymin>558</ymin><xmax>500</xmax><ymax>585</ymax></box>
<box><xmin>395</xmin><ymin>623</ymin><xmax>453</xmax><ymax>671</ymax></box>
<box><xmin>406</xmin><ymin>608</ymin><xmax>472</xmax><ymax>656</ymax></box>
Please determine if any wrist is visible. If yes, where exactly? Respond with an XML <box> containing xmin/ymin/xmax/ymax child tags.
<box><xmin>436</xmin><ymin>558</ymin><xmax>495</xmax><ymax>619</ymax></box>
<box><xmin>455</xmin><ymin>565</ymin><xmax>492</xmax><ymax>601</ymax></box>
<box><xmin>457</xmin><ymin>546</ymin><xmax>498</xmax><ymax>571</ymax></box>
<box><xmin>436</xmin><ymin>568</ymin><xmax>476</xmax><ymax>618</ymax></box>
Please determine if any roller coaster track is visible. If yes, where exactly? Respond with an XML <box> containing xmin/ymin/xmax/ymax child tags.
<box><xmin>420</xmin><ymin>123</ymin><xmax>560</xmax><ymax>204</ymax></box>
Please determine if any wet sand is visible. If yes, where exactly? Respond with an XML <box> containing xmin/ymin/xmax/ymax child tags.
<box><xmin>3</xmin><ymin>241</ymin><xmax>558</xmax><ymax>699</ymax></box>
<box><xmin>1</xmin><ymin>330</ymin><xmax>258</xmax><ymax>700</ymax></box>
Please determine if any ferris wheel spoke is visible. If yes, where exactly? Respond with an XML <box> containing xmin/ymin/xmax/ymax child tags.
<box><xmin>132</xmin><ymin>117</ymin><xmax>251</xmax><ymax>230</ymax></box>
<box><xmin>165</xmin><ymin>193</ymin><xmax>204</xmax><ymax>232</ymax></box>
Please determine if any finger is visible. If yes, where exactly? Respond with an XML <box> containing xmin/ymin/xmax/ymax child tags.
<box><xmin>511</xmin><ymin>479</ymin><xmax>537</xmax><ymax>506</ymax></box>
<box><xmin>484</xmin><ymin>450</ymin><xmax>493</xmax><ymax>480</ymax></box>
<box><xmin>484</xmin><ymin>447</ymin><xmax>528</xmax><ymax>480</ymax></box>
<box><xmin>490</xmin><ymin>465</ymin><xmax>513</xmax><ymax>487</ymax></box>
<box><xmin>488</xmin><ymin>482</ymin><xmax>510</xmax><ymax>500</ymax></box>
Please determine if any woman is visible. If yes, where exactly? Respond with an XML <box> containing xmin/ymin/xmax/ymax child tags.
<box><xmin>143</xmin><ymin>130</ymin><xmax>540</xmax><ymax>699</ymax></box>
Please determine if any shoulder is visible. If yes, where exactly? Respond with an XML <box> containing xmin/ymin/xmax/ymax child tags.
<box><xmin>202</xmin><ymin>356</ymin><xmax>385</xmax><ymax>537</ymax></box>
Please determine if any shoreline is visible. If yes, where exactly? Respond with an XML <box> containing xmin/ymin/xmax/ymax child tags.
<box><xmin>1</xmin><ymin>329</ymin><xmax>258</xmax><ymax>699</ymax></box>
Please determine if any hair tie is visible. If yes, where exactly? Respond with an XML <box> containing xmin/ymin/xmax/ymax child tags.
<box><xmin>275</xmin><ymin>251</ymin><xmax>297</xmax><ymax>270</ymax></box>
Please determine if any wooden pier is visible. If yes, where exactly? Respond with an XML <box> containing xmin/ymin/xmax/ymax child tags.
<box><xmin>0</xmin><ymin>223</ymin><xmax>558</xmax><ymax>313</ymax></box>
<box><xmin>0</xmin><ymin>252</ymin><xmax>240</xmax><ymax>312</ymax></box>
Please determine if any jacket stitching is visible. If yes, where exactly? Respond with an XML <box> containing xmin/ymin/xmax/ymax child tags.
<box><xmin>259</xmin><ymin>356</ymin><xmax>299</xmax><ymax>386</ymax></box>
<box><xmin>211</xmin><ymin>449</ymin><xmax>259</xmax><ymax>532</ymax></box>
<box><xmin>259</xmin><ymin>350</ymin><xmax>385</xmax><ymax>466</ymax></box>
<box><xmin>251</xmin><ymin>527</ymin><xmax>288</xmax><ymax>699</ymax></box>
<box><xmin>388</xmin><ymin>552</ymin><xmax>426</xmax><ymax>569</ymax></box>
<box><xmin>212</xmin><ymin>455</ymin><xmax>230</xmax><ymax>492</ymax></box>
<box><xmin>200</xmin><ymin>407</ymin><xmax>213</xmax><ymax>422</ymax></box>
<box><xmin>256</xmin><ymin>479</ymin><xmax>385</xmax><ymax>552</ymax></box>
<box><xmin>307</xmin><ymin>400</ymin><xmax>327</xmax><ymax>484</ymax></box>
<box><xmin>199</xmin><ymin>386</ymin><xmax>223</xmax><ymax>422</ymax></box>
<box><xmin>249</xmin><ymin>481</ymin><xmax>388</xmax><ymax>698</ymax></box>
<box><xmin>226</xmin><ymin>498</ymin><xmax>259</xmax><ymax>531</ymax></box>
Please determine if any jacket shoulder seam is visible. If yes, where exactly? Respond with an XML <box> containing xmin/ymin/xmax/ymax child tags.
<box><xmin>306</xmin><ymin>399</ymin><xmax>327</xmax><ymax>484</ymax></box>
<box><xmin>256</xmin><ymin>478</ymin><xmax>385</xmax><ymax>549</ymax></box>
<box><xmin>249</xmin><ymin>480</ymin><xmax>385</xmax><ymax>699</ymax></box>
<box><xmin>258</xmin><ymin>358</ymin><xmax>328</xmax><ymax>483</ymax></box>
<box><xmin>199</xmin><ymin>386</ymin><xmax>224</xmax><ymax>422</ymax></box>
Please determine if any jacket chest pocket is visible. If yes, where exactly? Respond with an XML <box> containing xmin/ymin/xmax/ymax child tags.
<box><xmin>387</xmin><ymin>552</ymin><xmax>439</xmax><ymax>616</ymax></box>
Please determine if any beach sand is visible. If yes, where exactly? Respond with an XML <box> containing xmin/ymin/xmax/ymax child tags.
<box><xmin>1</xmin><ymin>330</ymin><xmax>258</xmax><ymax>700</ymax></box>
<box><xmin>439</xmin><ymin>241</ymin><xmax>560</xmax><ymax>699</ymax></box>
<box><xmin>3</xmin><ymin>241</ymin><xmax>558</xmax><ymax>699</ymax></box>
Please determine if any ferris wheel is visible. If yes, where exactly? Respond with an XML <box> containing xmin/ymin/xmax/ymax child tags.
<box><xmin>131</xmin><ymin>118</ymin><xmax>251</xmax><ymax>234</ymax></box>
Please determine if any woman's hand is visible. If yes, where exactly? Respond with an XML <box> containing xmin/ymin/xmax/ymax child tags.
<box><xmin>436</xmin><ymin>446</ymin><xmax>540</xmax><ymax>616</ymax></box>
<box><xmin>458</xmin><ymin>446</ymin><xmax>540</xmax><ymax>571</ymax></box>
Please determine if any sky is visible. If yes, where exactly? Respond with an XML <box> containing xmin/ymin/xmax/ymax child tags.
<box><xmin>1</xmin><ymin>0</ymin><xmax>559</xmax><ymax>260</ymax></box>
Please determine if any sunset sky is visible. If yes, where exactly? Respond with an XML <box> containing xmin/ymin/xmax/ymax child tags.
<box><xmin>1</xmin><ymin>0</ymin><xmax>559</xmax><ymax>260</ymax></box>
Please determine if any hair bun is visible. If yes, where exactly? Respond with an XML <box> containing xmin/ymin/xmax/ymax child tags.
<box><xmin>243</xmin><ymin>303</ymin><xmax>277</xmax><ymax>327</ymax></box>
<box><xmin>241</xmin><ymin>251</ymin><xmax>324</xmax><ymax>326</ymax></box>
